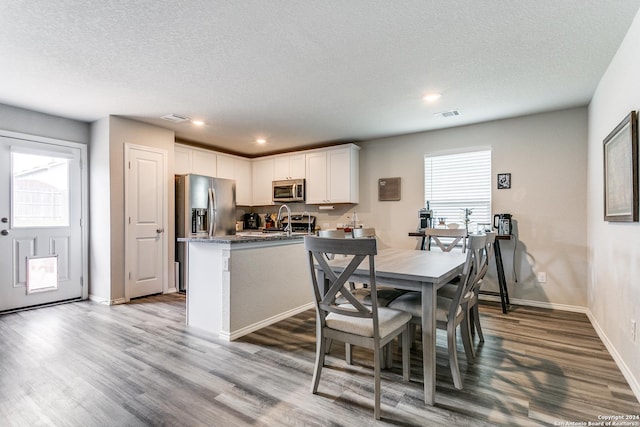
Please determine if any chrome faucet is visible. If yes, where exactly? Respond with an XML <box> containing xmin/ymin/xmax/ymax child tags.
<box><xmin>303</xmin><ymin>211</ymin><xmax>311</xmax><ymax>234</ymax></box>
<box><xmin>277</xmin><ymin>204</ymin><xmax>292</xmax><ymax>236</ymax></box>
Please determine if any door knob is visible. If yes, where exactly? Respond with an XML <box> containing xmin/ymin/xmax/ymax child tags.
<box><xmin>156</xmin><ymin>228</ymin><xmax>164</xmax><ymax>234</ymax></box>
<box><xmin>1</xmin><ymin>230</ymin><xmax>8</xmax><ymax>236</ymax></box>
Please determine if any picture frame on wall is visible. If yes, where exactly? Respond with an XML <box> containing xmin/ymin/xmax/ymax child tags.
<box><xmin>603</xmin><ymin>111</ymin><xmax>638</xmax><ymax>222</ymax></box>
<box><xmin>378</xmin><ymin>177</ymin><xmax>401</xmax><ymax>201</ymax></box>
<box><xmin>497</xmin><ymin>173</ymin><xmax>511</xmax><ymax>189</ymax></box>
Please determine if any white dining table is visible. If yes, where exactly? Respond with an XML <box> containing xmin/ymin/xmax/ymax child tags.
<box><xmin>322</xmin><ymin>247</ymin><xmax>467</xmax><ymax>405</ymax></box>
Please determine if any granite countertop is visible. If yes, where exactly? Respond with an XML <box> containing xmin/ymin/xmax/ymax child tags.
<box><xmin>178</xmin><ymin>232</ymin><xmax>309</xmax><ymax>244</ymax></box>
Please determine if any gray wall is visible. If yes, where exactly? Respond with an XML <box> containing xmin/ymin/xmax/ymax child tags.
<box><xmin>0</xmin><ymin>103</ymin><xmax>89</xmax><ymax>143</ymax></box>
<box><xmin>355</xmin><ymin>107</ymin><xmax>589</xmax><ymax>308</ymax></box>
<box><xmin>587</xmin><ymin>8</ymin><xmax>640</xmax><ymax>399</ymax></box>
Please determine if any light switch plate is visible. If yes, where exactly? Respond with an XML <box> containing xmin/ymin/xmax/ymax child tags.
<box><xmin>537</xmin><ymin>272</ymin><xmax>547</xmax><ymax>283</ymax></box>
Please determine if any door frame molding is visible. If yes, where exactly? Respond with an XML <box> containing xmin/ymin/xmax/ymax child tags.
<box><xmin>0</xmin><ymin>129</ymin><xmax>89</xmax><ymax>301</ymax></box>
<box><xmin>123</xmin><ymin>143</ymin><xmax>168</xmax><ymax>302</ymax></box>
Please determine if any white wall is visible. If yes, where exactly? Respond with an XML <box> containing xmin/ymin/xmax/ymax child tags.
<box><xmin>89</xmin><ymin>116</ymin><xmax>175</xmax><ymax>303</ymax></box>
<box><xmin>587</xmin><ymin>9</ymin><xmax>640</xmax><ymax>399</ymax></box>
<box><xmin>88</xmin><ymin>117</ymin><xmax>112</xmax><ymax>301</ymax></box>
<box><xmin>356</xmin><ymin>108</ymin><xmax>588</xmax><ymax>308</ymax></box>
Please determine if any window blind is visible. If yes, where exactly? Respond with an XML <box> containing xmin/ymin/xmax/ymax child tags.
<box><xmin>424</xmin><ymin>150</ymin><xmax>491</xmax><ymax>228</ymax></box>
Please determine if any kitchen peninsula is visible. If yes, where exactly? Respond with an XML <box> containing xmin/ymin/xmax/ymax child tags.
<box><xmin>178</xmin><ymin>233</ymin><xmax>312</xmax><ymax>340</ymax></box>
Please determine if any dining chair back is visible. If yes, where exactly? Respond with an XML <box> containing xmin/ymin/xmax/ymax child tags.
<box><xmin>317</xmin><ymin>229</ymin><xmax>345</xmax><ymax>259</ymax></box>
<box><xmin>352</xmin><ymin>227</ymin><xmax>376</xmax><ymax>238</ymax></box>
<box><xmin>317</xmin><ymin>229</ymin><xmax>346</xmax><ymax>238</ymax></box>
<box><xmin>304</xmin><ymin>235</ymin><xmax>411</xmax><ymax>419</ymax></box>
<box><xmin>423</xmin><ymin>227</ymin><xmax>468</xmax><ymax>253</ymax></box>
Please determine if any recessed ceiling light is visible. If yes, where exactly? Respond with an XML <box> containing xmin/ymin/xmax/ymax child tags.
<box><xmin>256</xmin><ymin>138</ymin><xmax>267</xmax><ymax>144</ymax></box>
<box><xmin>422</xmin><ymin>93</ymin><xmax>442</xmax><ymax>103</ymax></box>
<box><xmin>191</xmin><ymin>120</ymin><xmax>205</xmax><ymax>126</ymax></box>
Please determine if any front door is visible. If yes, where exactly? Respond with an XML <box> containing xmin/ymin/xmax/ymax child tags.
<box><xmin>124</xmin><ymin>144</ymin><xmax>166</xmax><ymax>300</ymax></box>
<box><xmin>0</xmin><ymin>136</ymin><xmax>84</xmax><ymax>312</ymax></box>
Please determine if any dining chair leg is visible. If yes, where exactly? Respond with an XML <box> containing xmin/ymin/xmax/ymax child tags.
<box><xmin>473</xmin><ymin>305</ymin><xmax>485</xmax><ymax>343</ymax></box>
<box><xmin>345</xmin><ymin>343</ymin><xmax>353</xmax><ymax>365</ymax></box>
<box><xmin>402</xmin><ymin>327</ymin><xmax>410</xmax><ymax>382</ymax></box>
<box><xmin>312</xmin><ymin>332</ymin><xmax>326</xmax><ymax>393</ymax></box>
<box><xmin>374</xmin><ymin>348</ymin><xmax>382</xmax><ymax>420</ymax></box>
<box><xmin>461</xmin><ymin>315</ymin><xmax>475</xmax><ymax>364</ymax></box>
<box><xmin>384</xmin><ymin>342</ymin><xmax>392</xmax><ymax>368</ymax></box>
<box><xmin>447</xmin><ymin>323</ymin><xmax>463</xmax><ymax>389</ymax></box>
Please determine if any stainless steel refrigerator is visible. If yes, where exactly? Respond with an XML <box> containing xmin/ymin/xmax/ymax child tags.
<box><xmin>175</xmin><ymin>173</ymin><xmax>236</xmax><ymax>291</ymax></box>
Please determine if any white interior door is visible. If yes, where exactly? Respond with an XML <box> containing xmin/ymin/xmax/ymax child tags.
<box><xmin>0</xmin><ymin>136</ymin><xmax>84</xmax><ymax>312</ymax></box>
<box><xmin>125</xmin><ymin>144</ymin><xmax>166</xmax><ymax>300</ymax></box>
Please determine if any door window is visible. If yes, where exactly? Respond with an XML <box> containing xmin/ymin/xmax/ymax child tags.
<box><xmin>12</xmin><ymin>152</ymin><xmax>70</xmax><ymax>228</ymax></box>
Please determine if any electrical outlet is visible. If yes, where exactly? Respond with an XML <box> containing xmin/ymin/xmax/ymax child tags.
<box><xmin>632</xmin><ymin>320</ymin><xmax>637</xmax><ymax>343</ymax></box>
<box><xmin>537</xmin><ymin>272</ymin><xmax>547</xmax><ymax>283</ymax></box>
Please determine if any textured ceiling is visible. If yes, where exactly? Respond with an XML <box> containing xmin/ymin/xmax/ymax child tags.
<box><xmin>1</xmin><ymin>1</ymin><xmax>639</xmax><ymax>156</ymax></box>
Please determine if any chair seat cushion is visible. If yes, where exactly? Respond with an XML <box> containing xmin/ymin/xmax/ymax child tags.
<box><xmin>439</xmin><ymin>283</ymin><xmax>473</xmax><ymax>300</ymax></box>
<box><xmin>387</xmin><ymin>292</ymin><xmax>462</xmax><ymax>322</ymax></box>
<box><xmin>335</xmin><ymin>288</ymin><xmax>408</xmax><ymax>306</ymax></box>
<box><xmin>326</xmin><ymin>305</ymin><xmax>412</xmax><ymax>338</ymax></box>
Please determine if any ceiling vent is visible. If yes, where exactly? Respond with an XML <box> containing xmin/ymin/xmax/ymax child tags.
<box><xmin>160</xmin><ymin>114</ymin><xmax>190</xmax><ymax>123</ymax></box>
<box><xmin>434</xmin><ymin>110</ymin><xmax>461</xmax><ymax>118</ymax></box>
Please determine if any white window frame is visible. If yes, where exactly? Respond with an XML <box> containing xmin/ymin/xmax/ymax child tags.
<box><xmin>424</xmin><ymin>148</ymin><xmax>492</xmax><ymax>232</ymax></box>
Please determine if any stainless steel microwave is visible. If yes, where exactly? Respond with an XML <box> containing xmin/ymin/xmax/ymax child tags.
<box><xmin>272</xmin><ymin>179</ymin><xmax>305</xmax><ymax>202</ymax></box>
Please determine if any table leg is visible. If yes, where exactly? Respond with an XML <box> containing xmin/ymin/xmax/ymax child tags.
<box><xmin>421</xmin><ymin>283</ymin><xmax>436</xmax><ymax>405</ymax></box>
<box><xmin>493</xmin><ymin>239</ymin><xmax>509</xmax><ymax>313</ymax></box>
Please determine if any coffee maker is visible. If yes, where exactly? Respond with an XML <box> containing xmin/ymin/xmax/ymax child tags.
<box><xmin>243</xmin><ymin>213</ymin><xmax>260</xmax><ymax>230</ymax></box>
<box><xmin>419</xmin><ymin>207</ymin><xmax>433</xmax><ymax>230</ymax></box>
<box><xmin>493</xmin><ymin>213</ymin><xmax>512</xmax><ymax>235</ymax></box>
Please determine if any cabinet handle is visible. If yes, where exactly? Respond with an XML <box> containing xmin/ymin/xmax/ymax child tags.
<box><xmin>156</xmin><ymin>228</ymin><xmax>164</xmax><ymax>234</ymax></box>
<box><xmin>1</xmin><ymin>217</ymin><xmax>7</xmax><ymax>223</ymax></box>
<box><xmin>1</xmin><ymin>230</ymin><xmax>8</xmax><ymax>236</ymax></box>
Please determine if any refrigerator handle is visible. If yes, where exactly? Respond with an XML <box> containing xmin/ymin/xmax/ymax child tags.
<box><xmin>208</xmin><ymin>187</ymin><xmax>217</xmax><ymax>237</ymax></box>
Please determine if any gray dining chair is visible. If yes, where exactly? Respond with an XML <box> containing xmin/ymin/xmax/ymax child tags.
<box><xmin>333</xmin><ymin>227</ymin><xmax>407</xmax><ymax>365</ymax></box>
<box><xmin>423</xmin><ymin>227</ymin><xmax>467</xmax><ymax>252</ymax></box>
<box><xmin>304</xmin><ymin>235</ymin><xmax>411</xmax><ymax>420</ymax></box>
<box><xmin>439</xmin><ymin>232</ymin><xmax>495</xmax><ymax>359</ymax></box>
<box><xmin>388</xmin><ymin>233</ymin><xmax>486</xmax><ymax>389</ymax></box>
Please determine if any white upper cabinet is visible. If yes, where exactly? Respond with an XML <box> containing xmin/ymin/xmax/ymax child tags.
<box><xmin>305</xmin><ymin>145</ymin><xmax>359</xmax><ymax>204</ymax></box>
<box><xmin>174</xmin><ymin>144</ymin><xmax>217</xmax><ymax>177</ymax></box>
<box><xmin>175</xmin><ymin>143</ymin><xmax>358</xmax><ymax>206</ymax></box>
<box><xmin>273</xmin><ymin>153</ymin><xmax>305</xmax><ymax>180</ymax></box>
<box><xmin>174</xmin><ymin>145</ymin><xmax>192</xmax><ymax>175</ymax></box>
<box><xmin>192</xmin><ymin>148</ymin><xmax>217</xmax><ymax>177</ymax></box>
<box><xmin>217</xmin><ymin>154</ymin><xmax>252</xmax><ymax>206</ymax></box>
<box><xmin>252</xmin><ymin>157</ymin><xmax>275</xmax><ymax>206</ymax></box>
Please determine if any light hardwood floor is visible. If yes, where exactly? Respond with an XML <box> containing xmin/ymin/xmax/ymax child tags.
<box><xmin>0</xmin><ymin>293</ymin><xmax>638</xmax><ymax>426</ymax></box>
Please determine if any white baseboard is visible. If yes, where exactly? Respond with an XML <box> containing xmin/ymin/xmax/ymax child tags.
<box><xmin>88</xmin><ymin>294</ymin><xmax>126</xmax><ymax>305</ymax></box>
<box><xmin>221</xmin><ymin>302</ymin><xmax>315</xmax><ymax>342</ymax></box>
<box><xmin>479</xmin><ymin>295</ymin><xmax>639</xmax><ymax>403</ymax></box>
<box><xmin>479</xmin><ymin>294</ymin><xmax>587</xmax><ymax>313</ymax></box>
<box><xmin>586</xmin><ymin>309</ymin><xmax>640</xmax><ymax>403</ymax></box>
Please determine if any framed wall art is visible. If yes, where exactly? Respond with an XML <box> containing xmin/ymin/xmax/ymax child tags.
<box><xmin>603</xmin><ymin>111</ymin><xmax>638</xmax><ymax>222</ymax></box>
<box><xmin>497</xmin><ymin>173</ymin><xmax>511</xmax><ymax>189</ymax></box>
<box><xmin>378</xmin><ymin>177</ymin><xmax>401</xmax><ymax>201</ymax></box>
